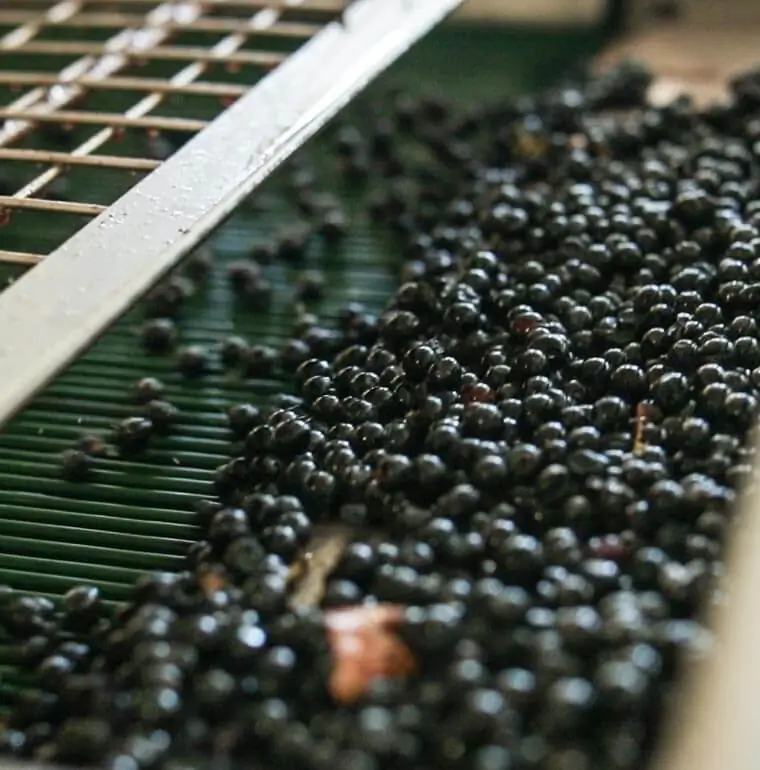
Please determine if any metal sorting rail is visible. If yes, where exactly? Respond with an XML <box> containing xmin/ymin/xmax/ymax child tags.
<box><xmin>0</xmin><ymin>0</ymin><xmax>461</xmax><ymax>427</ymax></box>
<box><xmin>0</xmin><ymin>0</ymin><xmax>335</xmax><ymax>263</ymax></box>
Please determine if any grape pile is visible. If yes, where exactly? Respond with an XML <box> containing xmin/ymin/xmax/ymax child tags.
<box><xmin>5</xmin><ymin>61</ymin><xmax>760</xmax><ymax>770</ymax></box>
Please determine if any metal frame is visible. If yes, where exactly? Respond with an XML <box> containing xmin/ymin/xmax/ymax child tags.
<box><xmin>0</xmin><ymin>0</ymin><xmax>351</xmax><ymax>264</ymax></box>
<box><xmin>0</xmin><ymin>0</ymin><xmax>344</xmax><ymax>264</ymax></box>
<box><xmin>0</xmin><ymin>0</ymin><xmax>461</xmax><ymax>429</ymax></box>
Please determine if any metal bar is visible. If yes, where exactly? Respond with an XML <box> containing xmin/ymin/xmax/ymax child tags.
<box><xmin>0</xmin><ymin>0</ymin><xmax>207</xmax><ymax>149</ymax></box>
<box><xmin>65</xmin><ymin>0</ymin><xmax>344</xmax><ymax>9</ymax></box>
<box><xmin>0</xmin><ymin>0</ymin><xmax>462</xmax><ymax>428</ymax></box>
<box><xmin>0</xmin><ymin>11</ymin><xmax>321</xmax><ymax>37</ymax></box>
<box><xmin>0</xmin><ymin>108</ymin><xmax>207</xmax><ymax>132</ymax></box>
<box><xmin>0</xmin><ymin>72</ymin><xmax>247</xmax><ymax>98</ymax></box>
<box><xmin>13</xmin><ymin>2</ymin><xmax>293</xmax><ymax>201</ymax></box>
<box><xmin>0</xmin><ymin>196</ymin><xmax>105</xmax><ymax>216</ymax></box>
<box><xmin>0</xmin><ymin>147</ymin><xmax>159</xmax><ymax>171</ymax></box>
<box><xmin>13</xmin><ymin>40</ymin><xmax>286</xmax><ymax>66</ymax></box>
<box><xmin>0</xmin><ymin>250</ymin><xmax>44</xmax><ymax>266</ymax></box>
<box><xmin>0</xmin><ymin>0</ymin><xmax>83</xmax><ymax>51</ymax></box>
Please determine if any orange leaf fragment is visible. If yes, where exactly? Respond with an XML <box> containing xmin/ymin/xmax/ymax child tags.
<box><xmin>325</xmin><ymin>604</ymin><xmax>416</xmax><ymax>704</ymax></box>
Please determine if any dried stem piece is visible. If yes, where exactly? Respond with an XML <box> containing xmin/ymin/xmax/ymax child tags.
<box><xmin>634</xmin><ymin>401</ymin><xmax>654</xmax><ymax>456</ymax></box>
<box><xmin>287</xmin><ymin>526</ymin><xmax>352</xmax><ymax>609</ymax></box>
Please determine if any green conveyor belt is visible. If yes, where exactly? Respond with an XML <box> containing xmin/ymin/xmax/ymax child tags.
<box><xmin>0</xmin><ymin>24</ymin><xmax>604</xmax><ymax>711</ymax></box>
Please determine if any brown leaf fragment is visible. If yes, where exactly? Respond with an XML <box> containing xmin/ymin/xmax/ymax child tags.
<box><xmin>325</xmin><ymin>604</ymin><xmax>416</xmax><ymax>704</ymax></box>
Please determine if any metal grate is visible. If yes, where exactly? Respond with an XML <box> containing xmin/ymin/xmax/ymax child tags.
<box><xmin>0</xmin><ymin>0</ymin><xmax>461</xmax><ymax>427</ymax></box>
<box><xmin>0</xmin><ymin>0</ymin><xmax>341</xmax><ymax>265</ymax></box>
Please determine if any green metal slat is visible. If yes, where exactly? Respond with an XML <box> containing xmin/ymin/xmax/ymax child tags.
<box><xmin>0</xmin><ymin>445</ymin><xmax>224</xmax><ymax>471</ymax></box>
<box><xmin>0</xmin><ymin>556</ymin><xmax>142</xmax><ymax>584</ymax></box>
<box><xmin>0</xmin><ymin>439</ymin><xmax>228</xmax><ymax>466</ymax></box>
<box><xmin>0</xmin><ymin>494</ymin><xmax>196</xmax><ymax>523</ymax></box>
<box><xmin>0</xmin><ymin>475</ymin><xmax>204</xmax><ymax>505</ymax></box>
<box><xmin>0</xmin><ymin>534</ymin><xmax>186</xmax><ymax>571</ymax></box>
<box><xmin>44</xmin><ymin>381</ymin><xmax>284</xmax><ymax>405</ymax></box>
<box><xmin>0</xmin><ymin>520</ymin><xmax>192</xmax><ymax>554</ymax></box>
<box><xmin>27</xmin><ymin>399</ymin><xmax>230</xmax><ymax>424</ymax></box>
<box><xmin>0</xmin><ymin>460</ymin><xmax>212</xmax><ymax>487</ymax></box>
<box><xmin>0</xmin><ymin>568</ymin><xmax>132</xmax><ymax>599</ymax></box>
<box><xmin>0</xmin><ymin>504</ymin><xmax>196</xmax><ymax>536</ymax></box>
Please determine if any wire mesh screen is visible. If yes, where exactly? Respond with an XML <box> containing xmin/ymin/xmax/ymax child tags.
<box><xmin>0</xmin><ymin>0</ymin><xmax>347</xmax><ymax>266</ymax></box>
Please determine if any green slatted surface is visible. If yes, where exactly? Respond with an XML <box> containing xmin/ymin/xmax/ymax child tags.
<box><xmin>0</xmin><ymin>25</ymin><xmax>604</xmax><ymax>713</ymax></box>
